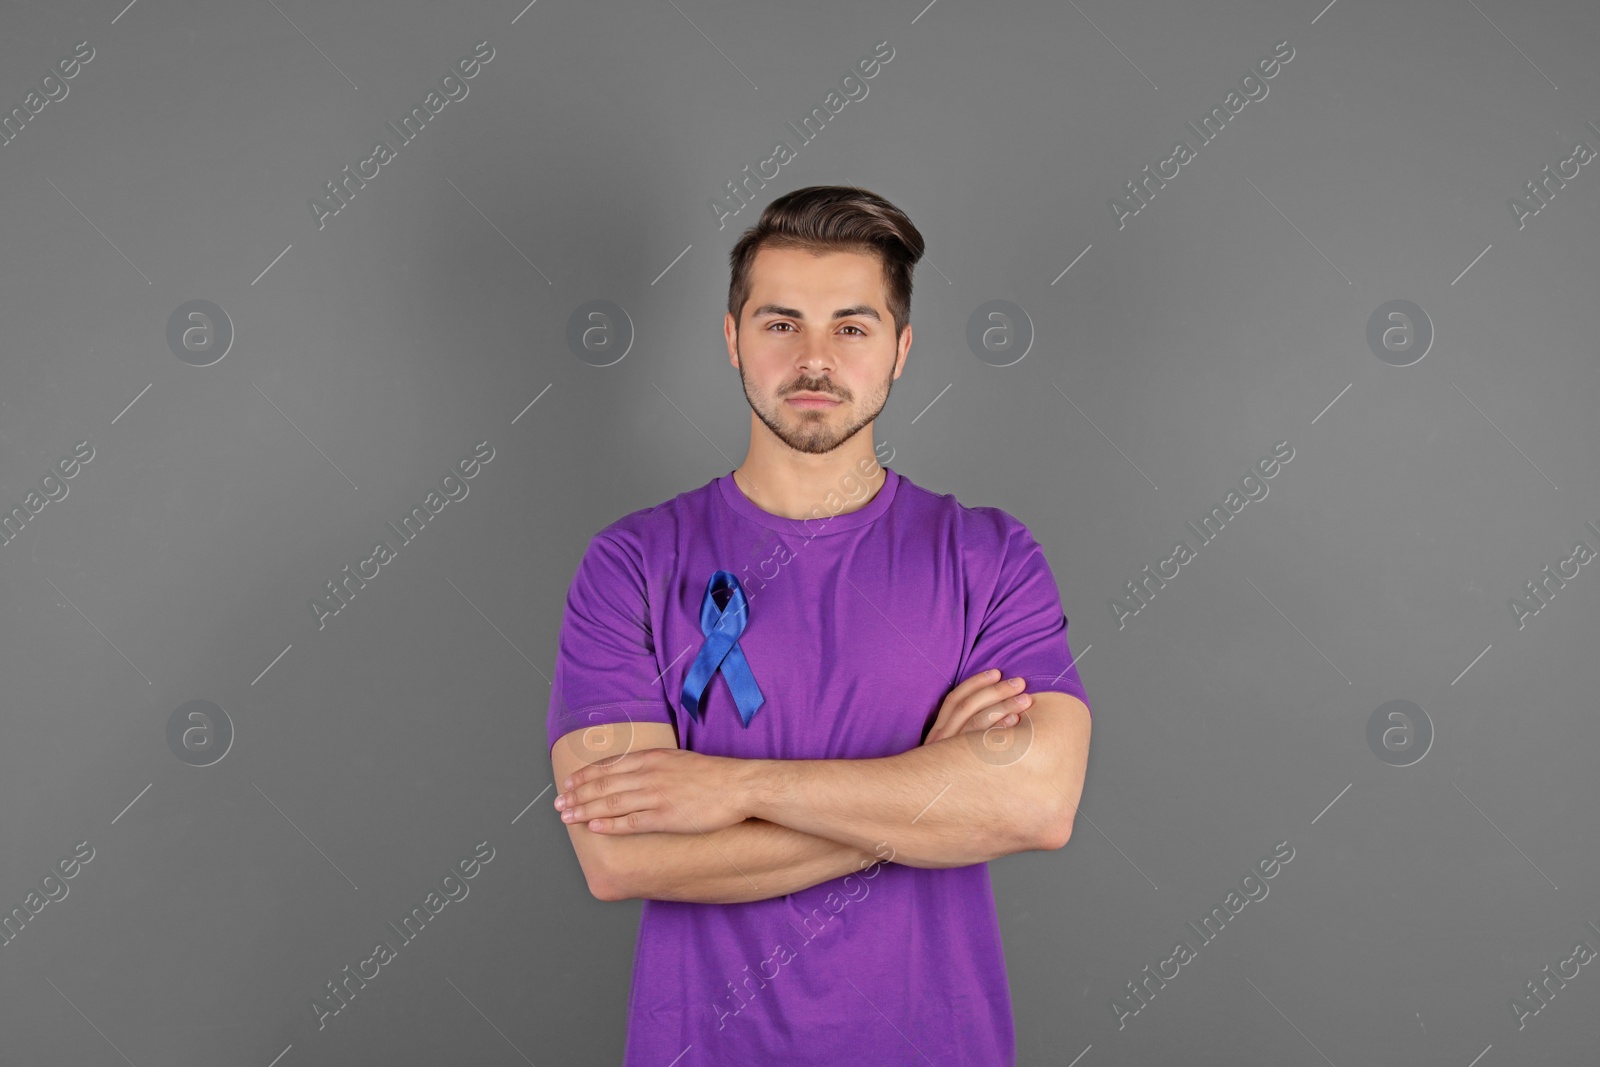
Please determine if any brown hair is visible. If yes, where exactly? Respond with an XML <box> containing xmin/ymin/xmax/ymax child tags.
<box><xmin>727</xmin><ymin>185</ymin><xmax>925</xmax><ymax>342</ymax></box>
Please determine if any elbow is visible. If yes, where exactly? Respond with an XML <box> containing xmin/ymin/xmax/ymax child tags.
<box><xmin>1034</xmin><ymin>796</ymin><xmax>1076</xmax><ymax>851</ymax></box>
<box><xmin>1034</xmin><ymin>766</ymin><xmax>1084</xmax><ymax>851</ymax></box>
<box><xmin>1037</xmin><ymin>816</ymin><xmax>1074</xmax><ymax>851</ymax></box>
<box><xmin>585</xmin><ymin>859</ymin><xmax>633</xmax><ymax>903</ymax></box>
<box><xmin>589</xmin><ymin>874</ymin><xmax>629</xmax><ymax>903</ymax></box>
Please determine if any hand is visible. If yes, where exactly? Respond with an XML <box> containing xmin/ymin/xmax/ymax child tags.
<box><xmin>554</xmin><ymin>747</ymin><xmax>752</xmax><ymax>835</ymax></box>
<box><xmin>922</xmin><ymin>669</ymin><xmax>1031</xmax><ymax>745</ymax></box>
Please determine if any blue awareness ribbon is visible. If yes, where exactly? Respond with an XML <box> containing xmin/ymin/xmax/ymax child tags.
<box><xmin>680</xmin><ymin>570</ymin><xmax>766</xmax><ymax>727</ymax></box>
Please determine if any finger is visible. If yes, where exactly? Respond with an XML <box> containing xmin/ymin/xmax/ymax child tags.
<box><xmin>956</xmin><ymin>711</ymin><xmax>991</xmax><ymax>735</ymax></box>
<box><xmin>563</xmin><ymin>778</ymin><xmax>644</xmax><ymax>821</ymax></box>
<box><xmin>566</xmin><ymin>767</ymin><xmax>650</xmax><ymax>810</ymax></box>
<box><xmin>937</xmin><ymin>680</ymin><xmax>1031</xmax><ymax>742</ymax></box>
<box><xmin>961</xmin><ymin>667</ymin><xmax>1006</xmax><ymax>692</ymax></box>
<box><xmin>964</xmin><ymin>672</ymin><xmax>1024</xmax><ymax>708</ymax></box>
<box><xmin>565</xmin><ymin>748</ymin><xmax>651</xmax><ymax>791</ymax></box>
<box><xmin>937</xmin><ymin>704</ymin><xmax>1017</xmax><ymax>744</ymax></box>
<box><xmin>961</xmin><ymin>710</ymin><xmax>1020</xmax><ymax>734</ymax></box>
<box><xmin>965</xmin><ymin>677</ymin><xmax>1029</xmax><ymax>720</ymax></box>
<box><xmin>618</xmin><ymin>809</ymin><xmax>655</xmax><ymax>834</ymax></box>
<box><xmin>927</xmin><ymin>668</ymin><xmax>1005</xmax><ymax>741</ymax></box>
<box><xmin>565</xmin><ymin>788</ymin><xmax>654</xmax><ymax>826</ymax></box>
<box><xmin>960</xmin><ymin>709</ymin><xmax>1020</xmax><ymax>736</ymax></box>
<box><xmin>979</xmin><ymin>676</ymin><xmax>1028</xmax><ymax>706</ymax></box>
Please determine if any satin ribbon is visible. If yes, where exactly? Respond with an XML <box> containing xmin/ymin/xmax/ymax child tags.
<box><xmin>680</xmin><ymin>570</ymin><xmax>766</xmax><ymax>727</ymax></box>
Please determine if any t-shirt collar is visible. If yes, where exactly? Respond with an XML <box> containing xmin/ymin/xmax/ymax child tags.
<box><xmin>717</xmin><ymin>465</ymin><xmax>900</xmax><ymax>535</ymax></box>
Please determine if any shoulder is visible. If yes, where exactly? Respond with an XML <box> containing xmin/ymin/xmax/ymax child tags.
<box><xmin>893</xmin><ymin>472</ymin><xmax>1037</xmax><ymax>552</ymax></box>
<box><xmin>588</xmin><ymin>477</ymin><xmax>719</xmax><ymax>555</ymax></box>
<box><xmin>572</xmin><ymin>477</ymin><xmax>720</xmax><ymax>594</ymax></box>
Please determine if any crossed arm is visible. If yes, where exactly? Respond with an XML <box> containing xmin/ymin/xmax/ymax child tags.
<box><xmin>550</xmin><ymin>691</ymin><xmax>1091</xmax><ymax>902</ymax></box>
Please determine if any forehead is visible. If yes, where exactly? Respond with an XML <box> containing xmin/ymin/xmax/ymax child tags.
<box><xmin>746</xmin><ymin>245</ymin><xmax>886</xmax><ymax>308</ymax></box>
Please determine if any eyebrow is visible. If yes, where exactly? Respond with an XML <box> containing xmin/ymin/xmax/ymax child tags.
<box><xmin>751</xmin><ymin>303</ymin><xmax>882</xmax><ymax>323</ymax></box>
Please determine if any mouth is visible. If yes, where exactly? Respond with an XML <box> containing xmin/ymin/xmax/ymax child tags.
<box><xmin>786</xmin><ymin>394</ymin><xmax>841</xmax><ymax>408</ymax></box>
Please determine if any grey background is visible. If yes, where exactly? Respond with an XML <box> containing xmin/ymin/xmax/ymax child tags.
<box><xmin>0</xmin><ymin>0</ymin><xmax>1596</xmax><ymax>1064</ymax></box>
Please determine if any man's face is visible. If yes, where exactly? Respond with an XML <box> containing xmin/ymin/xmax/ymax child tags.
<box><xmin>725</xmin><ymin>245</ymin><xmax>910</xmax><ymax>456</ymax></box>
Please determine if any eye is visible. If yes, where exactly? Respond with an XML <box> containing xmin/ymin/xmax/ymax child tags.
<box><xmin>769</xmin><ymin>322</ymin><xmax>795</xmax><ymax>332</ymax></box>
<box><xmin>840</xmin><ymin>325</ymin><xmax>866</xmax><ymax>336</ymax></box>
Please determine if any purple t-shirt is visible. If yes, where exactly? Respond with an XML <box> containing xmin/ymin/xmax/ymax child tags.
<box><xmin>547</xmin><ymin>465</ymin><xmax>1089</xmax><ymax>1066</ymax></box>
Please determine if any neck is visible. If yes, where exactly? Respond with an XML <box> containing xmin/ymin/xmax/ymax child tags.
<box><xmin>733</xmin><ymin>450</ymin><xmax>887</xmax><ymax>521</ymax></box>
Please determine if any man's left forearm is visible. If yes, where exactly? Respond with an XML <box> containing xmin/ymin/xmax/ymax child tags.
<box><xmin>742</xmin><ymin>713</ymin><xmax>1079</xmax><ymax>869</ymax></box>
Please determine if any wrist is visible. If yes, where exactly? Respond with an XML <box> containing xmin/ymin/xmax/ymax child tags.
<box><xmin>739</xmin><ymin>756</ymin><xmax>786</xmax><ymax>822</ymax></box>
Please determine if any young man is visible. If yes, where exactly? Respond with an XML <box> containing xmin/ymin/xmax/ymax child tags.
<box><xmin>547</xmin><ymin>185</ymin><xmax>1092</xmax><ymax>1065</ymax></box>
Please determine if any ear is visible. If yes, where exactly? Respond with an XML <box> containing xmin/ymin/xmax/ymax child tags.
<box><xmin>724</xmin><ymin>312</ymin><xmax>740</xmax><ymax>369</ymax></box>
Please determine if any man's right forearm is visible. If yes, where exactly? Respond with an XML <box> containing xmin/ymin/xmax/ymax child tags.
<box><xmin>604</xmin><ymin>817</ymin><xmax>886</xmax><ymax>904</ymax></box>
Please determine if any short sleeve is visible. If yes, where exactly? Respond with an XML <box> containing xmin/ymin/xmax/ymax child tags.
<box><xmin>966</xmin><ymin>522</ymin><xmax>1091</xmax><ymax>718</ymax></box>
<box><xmin>547</xmin><ymin>533</ymin><xmax>678</xmax><ymax>755</ymax></box>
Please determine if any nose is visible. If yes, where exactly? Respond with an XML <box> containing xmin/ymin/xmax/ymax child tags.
<box><xmin>794</xmin><ymin>339</ymin><xmax>835</xmax><ymax>378</ymax></box>
<box><xmin>790</xmin><ymin>348</ymin><xmax>832</xmax><ymax>385</ymax></box>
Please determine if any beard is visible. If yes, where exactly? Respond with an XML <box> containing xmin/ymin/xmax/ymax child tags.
<box><xmin>735</xmin><ymin>343</ymin><xmax>893</xmax><ymax>456</ymax></box>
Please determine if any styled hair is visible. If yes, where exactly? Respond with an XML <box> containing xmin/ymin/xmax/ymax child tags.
<box><xmin>727</xmin><ymin>185</ymin><xmax>925</xmax><ymax>342</ymax></box>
